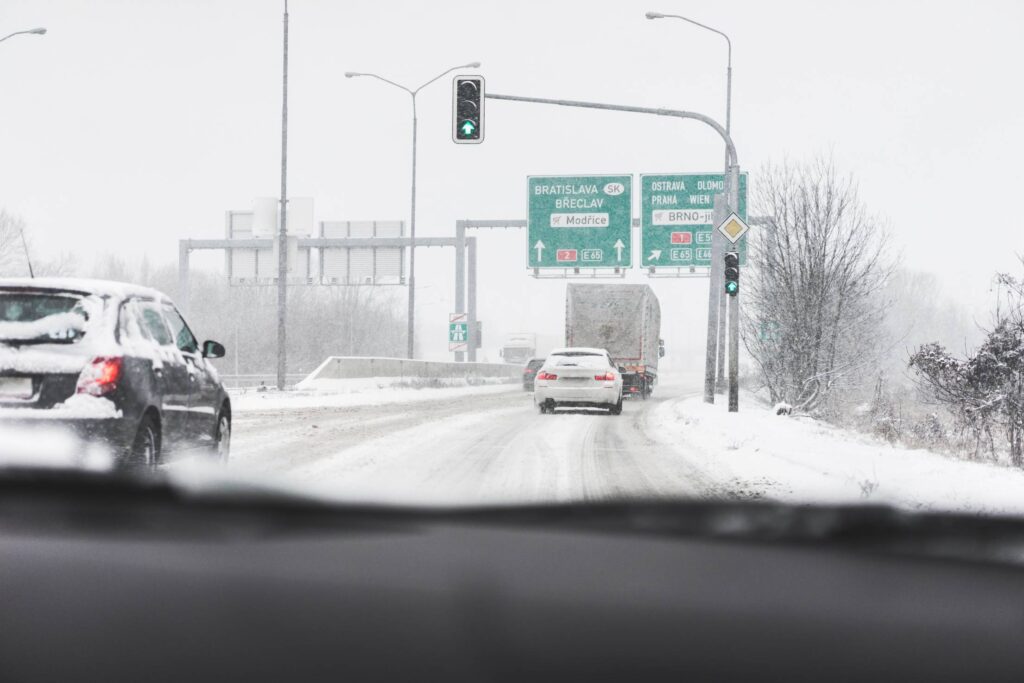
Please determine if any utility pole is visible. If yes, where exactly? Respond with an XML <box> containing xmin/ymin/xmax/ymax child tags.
<box><xmin>276</xmin><ymin>0</ymin><xmax>289</xmax><ymax>390</ymax></box>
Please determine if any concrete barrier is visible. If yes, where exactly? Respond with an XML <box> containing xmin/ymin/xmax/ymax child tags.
<box><xmin>298</xmin><ymin>356</ymin><xmax>521</xmax><ymax>386</ymax></box>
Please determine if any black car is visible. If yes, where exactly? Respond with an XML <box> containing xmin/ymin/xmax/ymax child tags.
<box><xmin>521</xmin><ymin>357</ymin><xmax>546</xmax><ymax>391</ymax></box>
<box><xmin>0</xmin><ymin>278</ymin><xmax>230</xmax><ymax>466</ymax></box>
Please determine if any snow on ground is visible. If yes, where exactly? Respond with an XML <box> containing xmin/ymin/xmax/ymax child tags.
<box><xmin>230</xmin><ymin>378</ymin><xmax>519</xmax><ymax>412</ymax></box>
<box><xmin>652</xmin><ymin>391</ymin><xmax>1024</xmax><ymax>516</ymax></box>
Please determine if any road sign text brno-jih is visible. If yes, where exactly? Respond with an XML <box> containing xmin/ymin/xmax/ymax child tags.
<box><xmin>528</xmin><ymin>175</ymin><xmax>632</xmax><ymax>269</ymax></box>
<box><xmin>640</xmin><ymin>173</ymin><xmax>748</xmax><ymax>268</ymax></box>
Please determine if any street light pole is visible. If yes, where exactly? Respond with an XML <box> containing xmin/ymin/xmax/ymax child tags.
<box><xmin>646</xmin><ymin>11</ymin><xmax>734</xmax><ymax>402</ymax></box>
<box><xmin>276</xmin><ymin>1</ymin><xmax>289</xmax><ymax>391</ymax></box>
<box><xmin>345</xmin><ymin>61</ymin><xmax>480</xmax><ymax>359</ymax></box>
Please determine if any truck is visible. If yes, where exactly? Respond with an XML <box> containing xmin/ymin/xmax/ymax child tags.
<box><xmin>499</xmin><ymin>332</ymin><xmax>537</xmax><ymax>366</ymax></box>
<box><xmin>565</xmin><ymin>284</ymin><xmax>663</xmax><ymax>399</ymax></box>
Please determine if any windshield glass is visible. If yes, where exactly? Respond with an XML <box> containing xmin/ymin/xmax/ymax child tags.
<box><xmin>2</xmin><ymin>1</ymin><xmax>1024</xmax><ymax>523</ymax></box>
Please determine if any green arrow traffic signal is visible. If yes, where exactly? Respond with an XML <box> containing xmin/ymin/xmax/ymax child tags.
<box><xmin>453</xmin><ymin>76</ymin><xmax>484</xmax><ymax>143</ymax></box>
<box><xmin>724</xmin><ymin>252</ymin><xmax>740</xmax><ymax>296</ymax></box>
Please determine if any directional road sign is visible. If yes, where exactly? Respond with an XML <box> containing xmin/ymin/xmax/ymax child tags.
<box><xmin>449</xmin><ymin>312</ymin><xmax>468</xmax><ymax>352</ymax></box>
<box><xmin>640</xmin><ymin>173</ymin><xmax>748</xmax><ymax>268</ymax></box>
<box><xmin>528</xmin><ymin>175</ymin><xmax>632</xmax><ymax>269</ymax></box>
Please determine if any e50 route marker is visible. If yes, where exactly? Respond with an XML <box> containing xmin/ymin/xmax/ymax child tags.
<box><xmin>528</xmin><ymin>175</ymin><xmax>632</xmax><ymax>269</ymax></box>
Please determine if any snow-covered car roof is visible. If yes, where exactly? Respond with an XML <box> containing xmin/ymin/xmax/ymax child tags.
<box><xmin>548</xmin><ymin>347</ymin><xmax>610</xmax><ymax>356</ymax></box>
<box><xmin>0</xmin><ymin>277</ymin><xmax>171</xmax><ymax>303</ymax></box>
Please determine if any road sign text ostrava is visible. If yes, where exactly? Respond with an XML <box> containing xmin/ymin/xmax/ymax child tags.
<box><xmin>528</xmin><ymin>175</ymin><xmax>632</xmax><ymax>269</ymax></box>
<box><xmin>640</xmin><ymin>173</ymin><xmax>748</xmax><ymax>268</ymax></box>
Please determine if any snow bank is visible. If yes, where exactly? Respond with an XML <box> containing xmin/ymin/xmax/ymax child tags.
<box><xmin>652</xmin><ymin>392</ymin><xmax>1024</xmax><ymax>516</ymax></box>
<box><xmin>231</xmin><ymin>379</ymin><xmax>519</xmax><ymax>412</ymax></box>
<box><xmin>0</xmin><ymin>424</ymin><xmax>114</xmax><ymax>470</ymax></box>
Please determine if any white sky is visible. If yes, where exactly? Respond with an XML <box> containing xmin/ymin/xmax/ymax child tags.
<box><xmin>3</xmin><ymin>0</ymin><xmax>1023</xmax><ymax>362</ymax></box>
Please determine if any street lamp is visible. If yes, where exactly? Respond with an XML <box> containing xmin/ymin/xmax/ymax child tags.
<box><xmin>647</xmin><ymin>10</ymin><xmax>736</xmax><ymax>401</ymax></box>
<box><xmin>645</xmin><ymin>13</ymin><xmax>730</xmax><ymax>134</ymax></box>
<box><xmin>0</xmin><ymin>27</ymin><xmax>47</xmax><ymax>44</ymax></box>
<box><xmin>345</xmin><ymin>61</ymin><xmax>481</xmax><ymax>359</ymax></box>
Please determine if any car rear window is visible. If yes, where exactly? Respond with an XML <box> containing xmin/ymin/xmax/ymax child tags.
<box><xmin>550</xmin><ymin>354</ymin><xmax>609</xmax><ymax>369</ymax></box>
<box><xmin>0</xmin><ymin>291</ymin><xmax>90</xmax><ymax>344</ymax></box>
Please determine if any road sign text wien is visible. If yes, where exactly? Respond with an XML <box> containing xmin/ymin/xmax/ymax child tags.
<box><xmin>640</xmin><ymin>173</ymin><xmax>748</xmax><ymax>268</ymax></box>
<box><xmin>528</xmin><ymin>175</ymin><xmax>632</xmax><ymax>268</ymax></box>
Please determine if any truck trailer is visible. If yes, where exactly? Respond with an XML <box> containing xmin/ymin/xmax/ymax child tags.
<box><xmin>565</xmin><ymin>284</ymin><xmax>663</xmax><ymax>399</ymax></box>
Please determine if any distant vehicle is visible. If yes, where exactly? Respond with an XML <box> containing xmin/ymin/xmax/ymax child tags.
<box><xmin>534</xmin><ymin>347</ymin><xmax>623</xmax><ymax>415</ymax></box>
<box><xmin>499</xmin><ymin>332</ymin><xmax>537</xmax><ymax>365</ymax></box>
<box><xmin>565</xmin><ymin>284</ymin><xmax>663</xmax><ymax>399</ymax></box>
<box><xmin>521</xmin><ymin>357</ymin><xmax>546</xmax><ymax>391</ymax></box>
<box><xmin>0</xmin><ymin>278</ymin><xmax>231</xmax><ymax>466</ymax></box>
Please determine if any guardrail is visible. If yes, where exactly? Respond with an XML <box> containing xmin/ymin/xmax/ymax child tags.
<box><xmin>219</xmin><ymin>374</ymin><xmax>308</xmax><ymax>389</ymax></box>
<box><xmin>300</xmin><ymin>357</ymin><xmax>521</xmax><ymax>384</ymax></box>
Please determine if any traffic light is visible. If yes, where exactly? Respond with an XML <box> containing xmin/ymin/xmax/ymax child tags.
<box><xmin>724</xmin><ymin>252</ymin><xmax>740</xmax><ymax>296</ymax></box>
<box><xmin>452</xmin><ymin>76</ymin><xmax>484</xmax><ymax>143</ymax></box>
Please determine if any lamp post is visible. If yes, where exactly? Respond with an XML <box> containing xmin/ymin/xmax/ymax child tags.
<box><xmin>646</xmin><ymin>11</ymin><xmax>735</xmax><ymax>401</ymax></box>
<box><xmin>0</xmin><ymin>27</ymin><xmax>47</xmax><ymax>44</ymax></box>
<box><xmin>345</xmin><ymin>61</ymin><xmax>481</xmax><ymax>359</ymax></box>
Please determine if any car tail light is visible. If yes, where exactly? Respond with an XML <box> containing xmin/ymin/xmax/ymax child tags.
<box><xmin>594</xmin><ymin>372</ymin><xmax>616</xmax><ymax>381</ymax></box>
<box><xmin>537</xmin><ymin>371</ymin><xmax>558</xmax><ymax>381</ymax></box>
<box><xmin>524</xmin><ymin>368</ymin><xmax>535</xmax><ymax>374</ymax></box>
<box><xmin>76</xmin><ymin>357</ymin><xmax>123</xmax><ymax>396</ymax></box>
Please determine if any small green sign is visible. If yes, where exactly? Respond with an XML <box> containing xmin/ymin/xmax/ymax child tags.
<box><xmin>449</xmin><ymin>322</ymin><xmax>468</xmax><ymax>343</ymax></box>
<box><xmin>528</xmin><ymin>175</ymin><xmax>632</xmax><ymax>269</ymax></box>
<box><xmin>640</xmin><ymin>173</ymin><xmax>748</xmax><ymax>268</ymax></box>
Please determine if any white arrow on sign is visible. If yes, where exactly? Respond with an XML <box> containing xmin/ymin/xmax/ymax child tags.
<box><xmin>649</xmin><ymin>249</ymin><xmax>662</xmax><ymax>261</ymax></box>
<box><xmin>534</xmin><ymin>240</ymin><xmax>545</xmax><ymax>261</ymax></box>
<box><xmin>614</xmin><ymin>239</ymin><xmax>625</xmax><ymax>262</ymax></box>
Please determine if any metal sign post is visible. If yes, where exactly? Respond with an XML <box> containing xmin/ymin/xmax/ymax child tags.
<box><xmin>718</xmin><ymin>204</ymin><xmax>748</xmax><ymax>412</ymax></box>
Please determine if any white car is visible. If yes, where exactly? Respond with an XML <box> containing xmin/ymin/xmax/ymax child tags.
<box><xmin>533</xmin><ymin>347</ymin><xmax>623</xmax><ymax>415</ymax></box>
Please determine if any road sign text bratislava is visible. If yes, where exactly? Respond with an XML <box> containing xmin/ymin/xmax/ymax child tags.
<box><xmin>527</xmin><ymin>175</ymin><xmax>632</xmax><ymax>269</ymax></box>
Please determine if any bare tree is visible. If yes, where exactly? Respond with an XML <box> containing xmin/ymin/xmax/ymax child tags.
<box><xmin>910</xmin><ymin>259</ymin><xmax>1024</xmax><ymax>465</ymax></box>
<box><xmin>742</xmin><ymin>157</ymin><xmax>894</xmax><ymax>413</ymax></box>
<box><xmin>0</xmin><ymin>210</ymin><xmax>32</xmax><ymax>276</ymax></box>
<box><xmin>0</xmin><ymin>209</ymin><xmax>77</xmax><ymax>277</ymax></box>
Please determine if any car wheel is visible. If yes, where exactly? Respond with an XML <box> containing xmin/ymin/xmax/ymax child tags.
<box><xmin>129</xmin><ymin>413</ymin><xmax>160</xmax><ymax>469</ymax></box>
<box><xmin>211</xmin><ymin>411</ymin><xmax>231</xmax><ymax>463</ymax></box>
<box><xmin>609</xmin><ymin>398</ymin><xmax>623</xmax><ymax>415</ymax></box>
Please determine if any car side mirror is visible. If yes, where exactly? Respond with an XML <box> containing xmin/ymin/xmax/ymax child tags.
<box><xmin>618</xmin><ymin>366</ymin><xmax>626</xmax><ymax>373</ymax></box>
<box><xmin>202</xmin><ymin>340</ymin><xmax>226</xmax><ymax>359</ymax></box>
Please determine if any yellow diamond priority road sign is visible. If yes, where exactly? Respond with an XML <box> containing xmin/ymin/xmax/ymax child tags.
<box><xmin>716</xmin><ymin>213</ymin><xmax>750</xmax><ymax>244</ymax></box>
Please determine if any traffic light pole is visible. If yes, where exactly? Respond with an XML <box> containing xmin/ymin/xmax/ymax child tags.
<box><xmin>727</xmin><ymin>163</ymin><xmax>740</xmax><ymax>412</ymax></box>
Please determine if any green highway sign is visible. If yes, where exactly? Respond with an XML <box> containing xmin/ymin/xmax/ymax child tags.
<box><xmin>449</xmin><ymin>313</ymin><xmax>468</xmax><ymax>352</ymax></box>
<box><xmin>640</xmin><ymin>173</ymin><xmax>748</xmax><ymax>268</ymax></box>
<box><xmin>528</xmin><ymin>175</ymin><xmax>632</xmax><ymax>269</ymax></box>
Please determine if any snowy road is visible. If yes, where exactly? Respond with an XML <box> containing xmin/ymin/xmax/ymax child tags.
<box><xmin>229</xmin><ymin>378</ymin><xmax>717</xmax><ymax>504</ymax></box>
